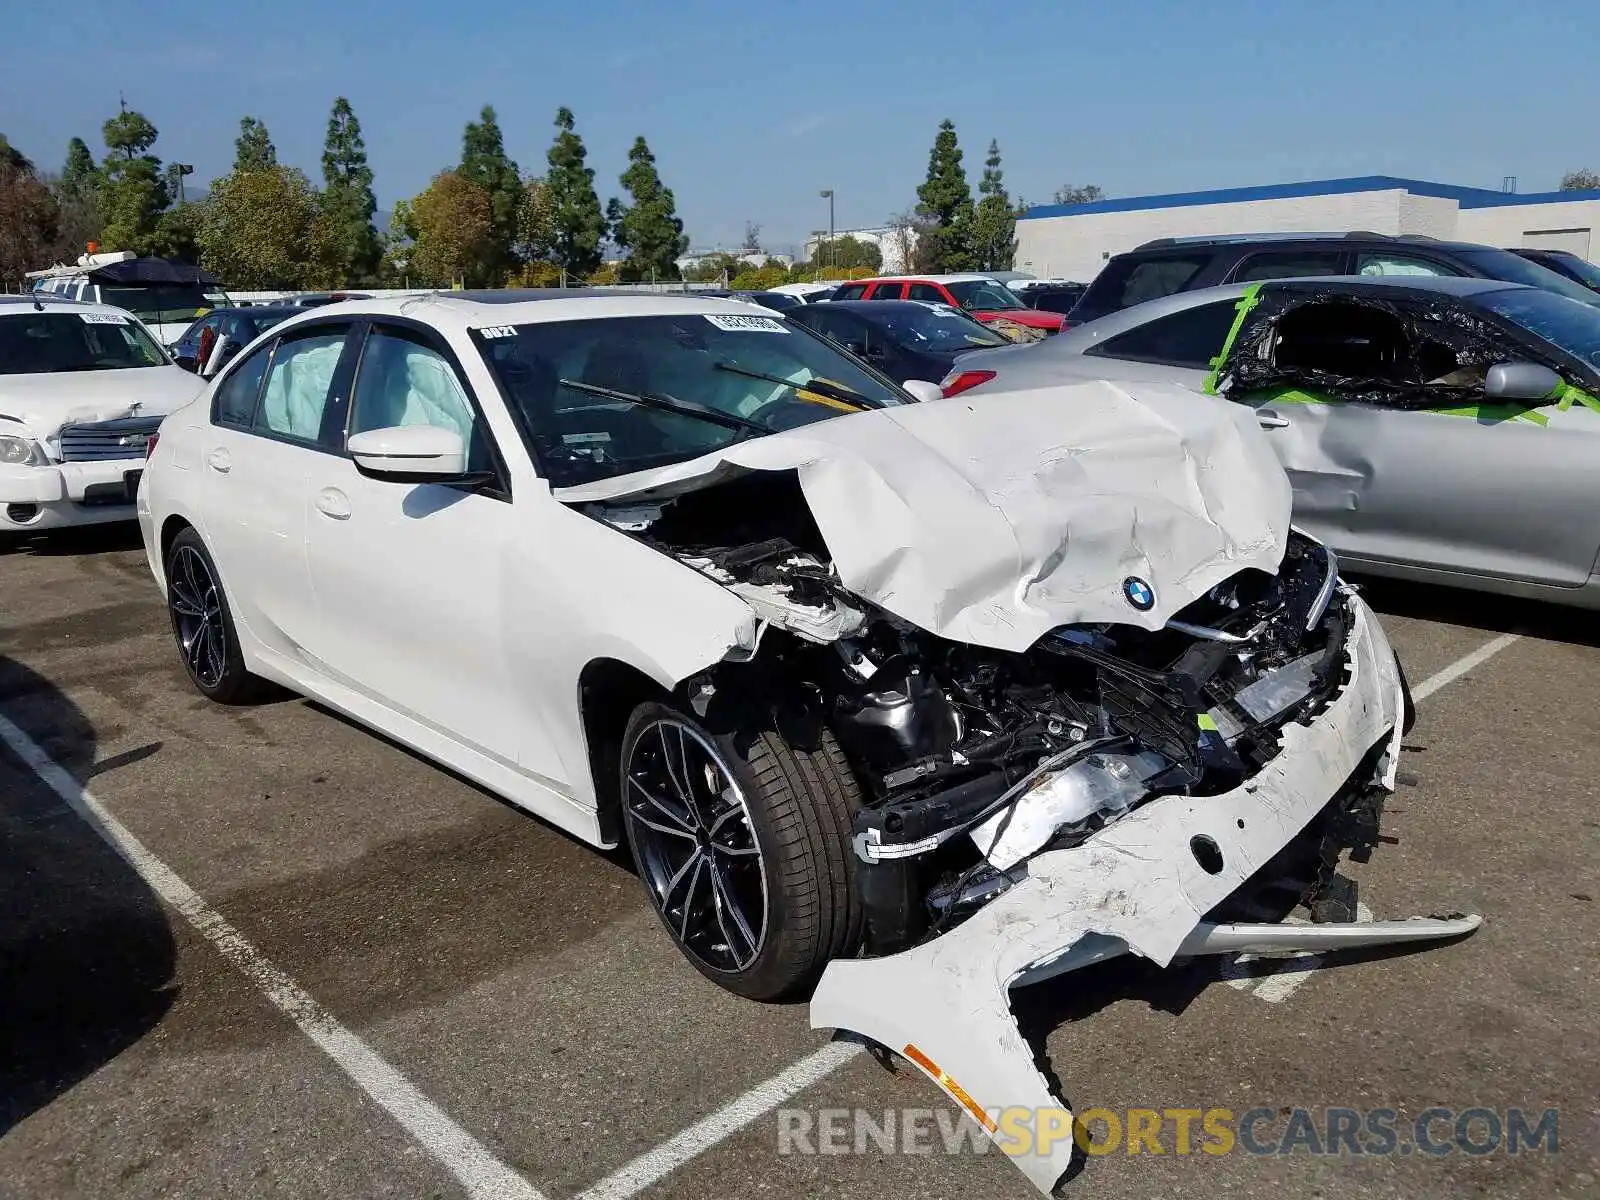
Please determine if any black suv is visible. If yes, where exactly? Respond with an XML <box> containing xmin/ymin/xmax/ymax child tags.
<box><xmin>1510</xmin><ymin>247</ymin><xmax>1600</xmax><ymax>295</ymax></box>
<box><xmin>1068</xmin><ymin>232</ymin><xmax>1600</xmax><ymax>325</ymax></box>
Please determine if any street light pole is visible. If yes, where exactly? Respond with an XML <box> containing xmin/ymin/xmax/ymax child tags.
<box><xmin>819</xmin><ymin>189</ymin><xmax>834</xmax><ymax>276</ymax></box>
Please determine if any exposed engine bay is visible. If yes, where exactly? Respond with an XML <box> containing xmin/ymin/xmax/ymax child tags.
<box><xmin>588</xmin><ymin>470</ymin><xmax>1362</xmax><ymax>955</ymax></box>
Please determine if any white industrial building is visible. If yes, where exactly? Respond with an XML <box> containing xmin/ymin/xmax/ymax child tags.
<box><xmin>802</xmin><ymin>226</ymin><xmax>918</xmax><ymax>274</ymax></box>
<box><xmin>1015</xmin><ymin>176</ymin><xmax>1600</xmax><ymax>281</ymax></box>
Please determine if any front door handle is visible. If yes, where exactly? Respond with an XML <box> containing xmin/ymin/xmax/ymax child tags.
<box><xmin>315</xmin><ymin>487</ymin><xmax>351</xmax><ymax>520</ymax></box>
<box><xmin>1256</xmin><ymin>409</ymin><xmax>1291</xmax><ymax>429</ymax></box>
<box><xmin>205</xmin><ymin>447</ymin><xmax>231</xmax><ymax>473</ymax></box>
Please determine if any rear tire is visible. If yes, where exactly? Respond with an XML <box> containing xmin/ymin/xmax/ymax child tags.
<box><xmin>619</xmin><ymin>701</ymin><xmax>863</xmax><ymax>1000</ymax></box>
<box><xmin>165</xmin><ymin>527</ymin><xmax>266</xmax><ymax>705</ymax></box>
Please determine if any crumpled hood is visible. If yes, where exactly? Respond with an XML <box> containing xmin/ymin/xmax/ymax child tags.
<box><xmin>557</xmin><ymin>379</ymin><xmax>1291</xmax><ymax>652</ymax></box>
<box><xmin>0</xmin><ymin>366</ymin><xmax>203</xmax><ymax>440</ymax></box>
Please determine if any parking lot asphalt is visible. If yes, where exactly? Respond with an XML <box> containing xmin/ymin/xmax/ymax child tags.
<box><xmin>2</xmin><ymin>525</ymin><xmax>1596</xmax><ymax>1200</ymax></box>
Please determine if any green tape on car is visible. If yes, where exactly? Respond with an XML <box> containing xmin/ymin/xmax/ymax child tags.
<box><xmin>1202</xmin><ymin>283</ymin><xmax>1264</xmax><ymax>396</ymax></box>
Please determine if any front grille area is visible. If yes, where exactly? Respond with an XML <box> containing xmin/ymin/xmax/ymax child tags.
<box><xmin>57</xmin><ymin>415</ymin><xmax>163</xmax><ymax>462</ymax></box>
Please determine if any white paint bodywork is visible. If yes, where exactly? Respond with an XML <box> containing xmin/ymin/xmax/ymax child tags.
<box><xmin>808</xmin><ymin>593</ymin><xmax>1470</xmax><ymax>1195</ymax></box>
<box><xmin>0</xmin><ymin>299</ymin><xmax>203</xmax><ymax>531</ymax></box>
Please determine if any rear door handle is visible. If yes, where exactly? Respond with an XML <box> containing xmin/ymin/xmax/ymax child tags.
<box><xmin>205</xmin><ymin>447</ymin><xmax>231</xmax><ymax>473</ymax></box>
<box><xmin>1256</xmin><ymin>410</ymin><xmax>1291</xmax><ymax>429</ymax></box>
<box><xmin>315</xmin><ymin>487</ymin><xmax>351</xmax><ymax>520</ymax></box>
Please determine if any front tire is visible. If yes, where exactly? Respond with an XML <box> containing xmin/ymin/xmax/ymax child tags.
<box><xmin>165</xmin><ymin>528</ymin><xmax>265</xmax><ymax>705</ymax></box>
<box><xmin>619</xmin><ymin>702</ymin><xmax>863</xmax><ymax>1000</ymax></box>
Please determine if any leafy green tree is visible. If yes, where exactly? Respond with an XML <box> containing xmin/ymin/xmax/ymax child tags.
<box><xmin>810</xmin><ymin>234</ymin><xmax>881</xmax><ymax>271</ymax></box>
<box><xmin>151</xmin><ymin>200</ymin><xmax>204</xmax><ymax>262</ymax></box>
<box><xmin>914</xmin><ymin>119</ymin><xmax>974</xmax><ymax>272</ymax></box>
<box><xmin>234</xmin><ymin>117</ymin><xmax>277</xmax><ymax>172</ymax></box>
<box><xmin>1051</xmin><ymin>183</ymin><xmax>1105</xmax><ymax>205</ymax></box>
<box><xmin>321</xmin><ymin>97</ymin><xmax>382</xmax><ymax>284</ymax></box>
<box><xmin>1560</xmin><ymin>169</ymin><xmax>1600</xmax><ymax>191</ymax></box>
<box><xmin>609</xmin><ymin>136</ymin><xmax>688</xmax><ymax>282</ymax></box>
<box><xmin>62</xmin><ymin>137</ymin><xmax>98</xmax><ymax>194</ymax></box>
<box><xmin>0</xmin><ymin>140</ymin><xmax>63</xmax><ymax>283</ymax></box>
<box><xmin>516</xmin><ymin>175</ymin><xmax>555</xmax><ymax>265</ymax></box>
<box><xmin>407</xmin><ymin>169</ymin><xmax>493</xmax><ymax>287</ymax></box>
<box><xmin>99</xmin><ymin>107</ymin><xmax>169</xmax><ymax>254</ymax></box>
<box><xmin>972</xmin><ymin>139</ymin><xmax>1016</xmax><ymax>271</ymax></box>
<box><xmin>457</xmin><ymin>105</ymin><xmax>521</xmax><ymax>284</ymax></box>
<box><xmin>198</xmin><ymin>165</ymin><xmax>338</xmax><ymax>288</ymax></box>
<box><xmin>545</xmin><ymin>107</ymin><xmax>606</xmax><ymax>278</ymax></box>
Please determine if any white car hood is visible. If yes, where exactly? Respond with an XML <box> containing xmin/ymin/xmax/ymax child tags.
<box><xmin>556</xmin><ymin>379</ymin><xmax>1291</xmax><ymax>652</ymax></box>
<box><xmin>0</xmin><ymin>366</ymin><xmax>203</xmax><ymax>439</ymax></box>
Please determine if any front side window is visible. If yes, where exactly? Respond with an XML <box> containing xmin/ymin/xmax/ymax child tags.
<box><xmin>1354</xmin><ymin>254</ymin><xmax>1455</xmax><ymax>278</ymax></box>
<box><xmin>478</xmin><ymin>312</ymin><xmax>908</xmax><ymax>487</ymax></box>
<box><xmin>868</xmin><ymin>283</ymin><xmax>904</xmax><ymax>300</ymax></box>
<box><xmin>1233</xmin><ymin>250</ymin><xmax>1344</xmax><ymax>282</ymax></box>
<box><xmin>906</xmin><ymin>283</ymin><xmax>946</xmax><ymax>302</ymax></box>
<box><xmin>257</xmin><ymin>331</ymin><xmax>347</xmax><ymax>442</ymax></box>
<box><xmin>0</xmin><ymin>311</ymin><xmax>167</xmax><ymax>375</ymax></box>
<box><xmin>832</xmin><ymin>284</ymin><xmax>867</xmax><ymax>301</ymax></box>
<box><xmin>348</xmin><ymin>328</ymin><xmax>492</xmax><ymax>471</ymax></box>
<box><xmin>944</xmin><ymin>280</ymin><xmax>1025</xmax><ymax>311</ymax></box>
<box><xmin>1088</xmin><ymin>300</ymin><xmax>1241</xmax><ymax>367</ymax></box>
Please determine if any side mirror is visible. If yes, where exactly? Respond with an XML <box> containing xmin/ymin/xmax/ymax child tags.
<box><xmin>174</xmin><ymin>355</ymin><xmax>197</xmax><ymax>373</ymax></box>
<box><xmin>1484</xmin><ymin>361</ymin><xmax>1562</xmax><ymax>402</ymax></box>
<box><xmin>349</xmin><ymin>425</ymin><xmax>478</xmax><ymax>483</ymax></box>
<box><xmin>902</xmin><ymin>380</ymin><xmax>944</xmax><ymax>403</ymax></box>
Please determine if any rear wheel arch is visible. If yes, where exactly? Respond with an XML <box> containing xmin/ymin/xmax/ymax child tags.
<box><xmin>159</xmin><ymin>514</ymin><xmax>196</xmax><ymax>576</ymax></box>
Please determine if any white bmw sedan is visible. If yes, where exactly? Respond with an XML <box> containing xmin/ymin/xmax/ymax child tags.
<box><xmin>140</xmin><ymin>290</ymin><xmax>1473</xmax><ymax>1191</ymax></box>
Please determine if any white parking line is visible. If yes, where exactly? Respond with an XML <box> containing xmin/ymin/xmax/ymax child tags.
<box><xmin>0</xmin><ymin>713</ymin><xmax>547</xmax><ymax>1200</ymax></box>
<box><xmin>577</xmin><ymin>629</ymin><xmax>1522</xmax><ymax>1197</ymax></box>
<box><xmin>575</xmin><ymin>1041</ymin><xmax>864</xmax><ymax>1200</ymax></box>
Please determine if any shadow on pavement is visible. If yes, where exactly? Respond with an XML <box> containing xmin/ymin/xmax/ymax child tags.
<box><xmin>0</xmin><ymin>654</ymin><xmax>177</xmax><ymax>1136</ymax></box>
<box><xmin>1352</xmin><ymin>573</ymin><xmax>1600</xmax><ymax>649</ymax></box>
<box><xmin>0</xmin><ymin>522</ymin><xmax>148</xmax><ymax>559</ymax></box>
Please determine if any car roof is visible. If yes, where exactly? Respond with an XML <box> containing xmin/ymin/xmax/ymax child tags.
<box><xmin>265</xmin><ymin>289</ymin><xmax>786</xmax><ymax>334</ymax></box>
<box><xmin>1120</xmin><ymin>233</ymin><xmax>1499</xmax><ymax>257</ymax></box>
<box><xmin>0</xmin><ymin>293</ymin><xmax>161</xmax><ymax>321</ymax></box>
<box><xmin>849</xmin><ymin>274</ymin><xmax>999</xmax><ymax>285</ymax></box>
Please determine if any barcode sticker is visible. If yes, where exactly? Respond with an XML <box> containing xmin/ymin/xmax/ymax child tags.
<box><xmin>80</xmin><ymin>312</ymin><xmax>129</xmax><ymax>325</ymax></box>
<box><xmin>704</xmin><ymin>313</ymin><xmax>788</xmax><ymax>333</ymax></box>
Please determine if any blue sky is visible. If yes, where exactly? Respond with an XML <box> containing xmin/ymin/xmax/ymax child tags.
<box><xmin>3</xmin><ymin>0</ymin><xmax>1598</xmax><ymax>253</ymax></box>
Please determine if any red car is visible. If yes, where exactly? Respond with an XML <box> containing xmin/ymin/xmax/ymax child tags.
<box><xmin>829</xmin><ymin>274</ymin><xmax>1067</xmax><ymax>334</ymax></box>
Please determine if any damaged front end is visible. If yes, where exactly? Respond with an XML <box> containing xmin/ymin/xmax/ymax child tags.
<box><xmin>570</xmin><ymin>384</ymin><xmax>1480</xmax><ymax>1196</ymax></box>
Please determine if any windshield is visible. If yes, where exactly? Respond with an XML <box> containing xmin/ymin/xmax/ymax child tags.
<box><xmin>0</xmin><ymin>311</ymin><xmax>169</xmax><ymax>374</ymax></box>
<box><xmin>944</xmin><ymin>280</ymin><xmax>1026</xmax><ymax>311</ymax></box>
<box><xmin>1476</xmin><ymin>288</ymin><xmax>1600</xmax><ymax>371</ymax></box>
<box><xmin>1533</xmin><ymin>253</ymin><xmax>1600</xmax><ymax>290</ymax></box>
<box><xmin>862</xmin><ymin>303</ymin><xmax>1008</xmax><ymax>351</ymax></box>
<box><xmin>478</xmin><ymin>311</ymin><xmax>909</xmax><ymax>488</ymax></box>
<box><xmin>99</xmin><ymin>284</ymin><xmax>217</xmax><ymax>326</ymax></box>
<box><xmin>1453</xmin><ymin>250</ymin><xmax>1600</xmax><ymax>307</ymax></box>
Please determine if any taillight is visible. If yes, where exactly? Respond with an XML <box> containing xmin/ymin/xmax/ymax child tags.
<box><xmin>940</xmin><ymin>369</ymin><xmax>997</xmax><ymax>398</ymax></box>
<box><xmin>145</xmin><ymin>432</ymin><xmax>160</xmax><ymax>458</ymax></box>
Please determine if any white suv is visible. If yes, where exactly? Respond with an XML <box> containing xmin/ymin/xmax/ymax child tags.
<box><xmin>0</xmin><ymin>295</ymin><xmax>204</xmax><ymax>538</ymax></box>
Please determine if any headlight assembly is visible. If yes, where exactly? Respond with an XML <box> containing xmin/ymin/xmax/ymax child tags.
<box><xmin>0</xmin><ymin>434</ymin><xmax>45</xmax><ymax>466</ymax></box>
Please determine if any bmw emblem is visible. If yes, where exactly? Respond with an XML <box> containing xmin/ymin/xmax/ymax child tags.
<box><xmin>1122</xmin><ymin>576</ymin><xmax>1155</xmax><ymax>611</ymax></box>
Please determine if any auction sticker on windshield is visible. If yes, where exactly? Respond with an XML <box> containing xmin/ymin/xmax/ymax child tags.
<box><xmin>80</xmin><ymin>312</ymin><xmax>129</xmax><ymax>324</ymax></box>
<box><xmin>705</xmin><ymin>313</ymin><xmax>788</xmax><ymax>333</ymax></box>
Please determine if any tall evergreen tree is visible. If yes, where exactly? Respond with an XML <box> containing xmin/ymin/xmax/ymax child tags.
<box><xmin>457</xmin><ymin>105</ymin><xmax>521</xmax><ymax>284</ymax></box>
<box><xmin>914</xmin><ymin>119</ymin><xmax>974</xmax><ymax>272</ymax></box>
<box><xmin>99</xmin><ymin>105</ymin><xmax>169</xmax><ymax>254</ymax></box>
<box><xmin>609</xmin><ymin>136</ymin><xmax>688</xmax><ymax>282</ymax></box>
<box><xmin>544</xmin><ymin>107</ymin><xmax>605</xmax><ymax>279</ymax></box>
<box><xmin>321</xmin><ymin>97</ymin><xmax>381</xmax><ymax>283</ymax></box>
<box><xmin>234</xmin><ymin>117</ymin><xmax>277</xmax><ymax>172</ymax></box>
<box><xmin>62</xmin><ymin>137</ymin><xmax>98</xmax><ymax>196</ymax></box>
<box><xmin>972</xmin><ymin>139</ymin><xmax>1017</xmax><ymax>271</ymax></box>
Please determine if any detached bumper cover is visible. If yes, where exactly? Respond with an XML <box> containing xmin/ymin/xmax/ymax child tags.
<box><xmin>809</xmin><ymin>596</ymin><xmax>1479</xmax><ymax>1194</ymax></box>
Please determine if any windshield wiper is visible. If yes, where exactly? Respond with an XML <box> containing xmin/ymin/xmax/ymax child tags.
<box><xmin>712</xmin><ymin>362</ymin><xmax>874</xmax><ymax>410</ymax></box>
<box><xmin>556</xmin><ymin>378</ymin><xmax>767</xmax><ymax>436</ymax></box>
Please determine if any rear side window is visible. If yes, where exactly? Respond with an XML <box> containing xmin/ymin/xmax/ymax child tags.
<box><xmin>1231</xmin><ymin>250</ymin><xmax>1345</xmax><ymax>282</ymax></box>
<box><xmin>1076</xmin><ymin>253</ymin><xmax>1211</xmax><ymax>321</ymax></box>
<box><xmin>833</xmin><ymin>284</ymin><xmax>867</xmax><ymax>301</ymax></box>
<box><xmin>257</xmin><ymin>330</ymin><xmax>348</xmax><ymax>443</ymax></box>
<box><xmin>907</xmin><ymin>283</ymin><xmax>946</xmax><ymax>302</ymax></box>
<box><xmin>214</xmin><ymin>343</ymin><xmax>273</xmax><ymax>428</ymax></box>
<box><xmin>868</xmin><ymin>283</ymin><xmax>905</xmax><ymax>300</ymax></box>
<box><xmin>1086</xmin><ymin>300</ymin><xmax>1242</xmax><ymax>368</ymax></box>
